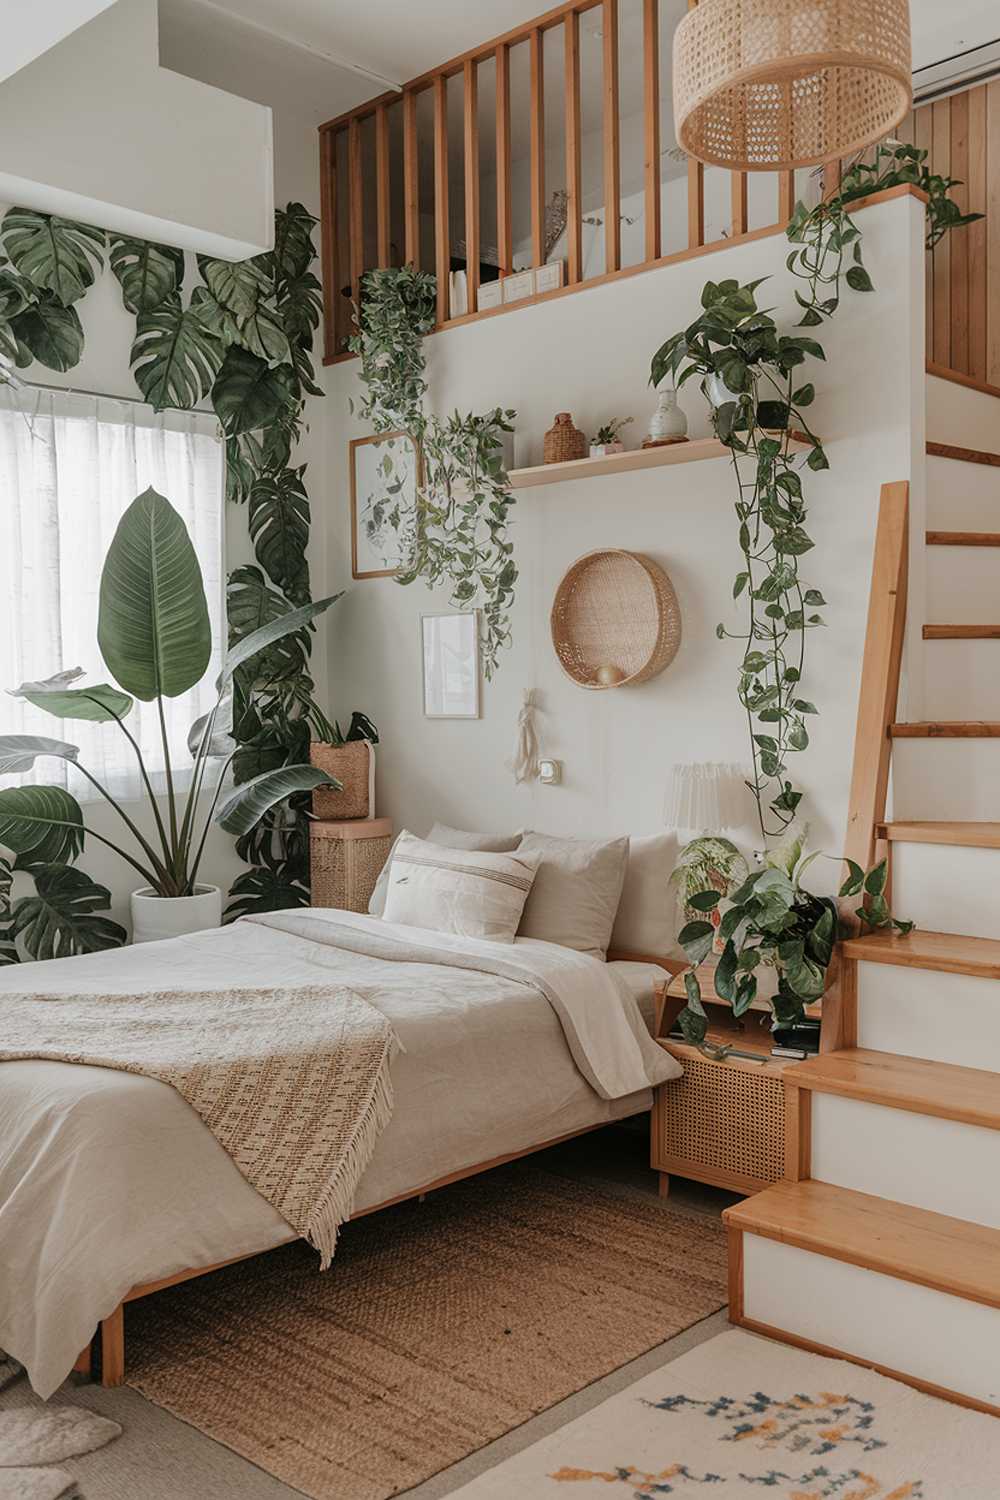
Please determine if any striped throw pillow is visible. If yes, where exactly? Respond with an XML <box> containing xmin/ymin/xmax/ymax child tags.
<box><xmin>382</xmin><ymin>832</ymin><xmax>541</xmax><ymax>944</ymax></box>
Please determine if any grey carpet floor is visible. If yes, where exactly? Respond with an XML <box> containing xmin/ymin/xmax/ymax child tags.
<box><xmin>1</xmin><ymin>1124</ymin><xmax>737</xmax><ymax>1500</ymax></box>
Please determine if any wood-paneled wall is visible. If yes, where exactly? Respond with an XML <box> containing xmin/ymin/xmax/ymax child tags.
<box><xmin>899</xmin><ymin>82</ymin><xmax>1000</xmax><ymax>388</ymax></box>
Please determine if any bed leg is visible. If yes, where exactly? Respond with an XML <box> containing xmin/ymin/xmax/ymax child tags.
<box><xmin>100</xmin><ymin>1305</ymin><xmax>125</xmax><ymax>1387</ymax></box>
<box><xmin>72</xmin><ymin>1341</ymin><xmax>93</xmax><ymax>1380</ymax></box>
<box><xmin>658</xmin><ymin>1172</ymin><xmax>670</xmax><ymax>1199</ymax></box>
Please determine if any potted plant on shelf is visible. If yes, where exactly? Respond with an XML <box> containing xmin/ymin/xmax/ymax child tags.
<box><xmin>0</xmin><ymin>487</ymin><xmax>342</xmax><ymax>944</ymax></box>
<box><xmin>589</xmin><ymin>416</ymin><xmax>633</xmax><ymax>458</ymax></box>
<box><xmin>310</xmin><ymin>711</ymin><xmax>380</xmax><ymax>820</ymax></box>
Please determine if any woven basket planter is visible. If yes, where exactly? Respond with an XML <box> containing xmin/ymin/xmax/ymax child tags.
<box><xmin>310</xmin><ymin>818</ymin><xmax>394</xmax><ymax>913</ymax></box>
<box><xmin>544</xmin><ymin>413</ymin><xmax>587</xmax><ymax>464</ymax></box>
<box><xmin>674</xmin><ymin>0</ymin><xmax>911</xmax><ymax>172</ymax></box>
<box><xmin>551</xmin><ymin>549</ymin><xmax>682</xmax><ymax>690</ymax></box>
<box><xmin>310</xmin><ymin>740</ymin><xmax>374</xmax><ymax>820</ymax></box>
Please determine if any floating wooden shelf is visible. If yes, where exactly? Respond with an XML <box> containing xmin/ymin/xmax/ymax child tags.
<box><xmin>509</xmin><ymin>432</ymin><xmax>813</xmax><ymax>489</ymax></box>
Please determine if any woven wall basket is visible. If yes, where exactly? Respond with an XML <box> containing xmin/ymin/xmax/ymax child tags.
<box><xmin>550</xmin><ymin>549</ymin><xmax>682</xmax><ymax>690</ymax></box>
<box><xmin>674</xmin><ymin>0</ymin><xmax>912</xmax><ymax>172</ymax></box>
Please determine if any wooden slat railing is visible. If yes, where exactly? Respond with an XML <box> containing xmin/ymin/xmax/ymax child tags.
<box><xmin>825</xmin><ymin>479</ymin><xmax>909</xmax><ymax>1053</ymax></box>
<box><xmin>318</xmin><ymin>0</ymin><xmax>882</xmax><ymax>361</ymax></box>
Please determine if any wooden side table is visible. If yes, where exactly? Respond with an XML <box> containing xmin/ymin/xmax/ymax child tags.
<box><xmin>310</xmin><ymin>817</ymin><xmax>393</xmax><ymax>912</ymax></box>
<box><xmin>651</xmin><ymin>970</ymin><xmax>792</xmax><ymax>1199</ymax></box>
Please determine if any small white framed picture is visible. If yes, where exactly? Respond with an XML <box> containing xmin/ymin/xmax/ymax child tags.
<box><xmin>350</xmin><ymin>431</ymin><xmax>421</xmax><ymax>579</ymax></box>
<box><xmin>421</xmin><ymin>612</ymin><xmax>481</xmax><ymax>719</ymax></box>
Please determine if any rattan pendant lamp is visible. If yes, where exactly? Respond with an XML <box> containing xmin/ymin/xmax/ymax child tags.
<box><xmin>674</xmin><ymin>0</ymin><xmax>912</xmax><ymax>172</ymax></box>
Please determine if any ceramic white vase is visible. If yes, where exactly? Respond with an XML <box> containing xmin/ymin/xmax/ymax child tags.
<box><xmin>649</xmin><ymin>389</ymin><xmax>688</xmax><ymax>441</ymax></box>
<box><xmin>130</xmin><ymin>884</ymin><xmax>222</xmax><ymax>944</ymax></box>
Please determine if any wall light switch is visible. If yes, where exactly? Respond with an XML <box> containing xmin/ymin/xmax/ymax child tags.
<box><xmin>538</xmin><ymin>758</ymin><xmax>562</xmax><ymax>785</ymax></box>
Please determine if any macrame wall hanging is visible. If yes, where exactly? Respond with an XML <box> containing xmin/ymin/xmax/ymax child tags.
<box><xmin>508</xmin><ymin>689</ymin><xmax>541</xmax><ymax>784</ymax></box>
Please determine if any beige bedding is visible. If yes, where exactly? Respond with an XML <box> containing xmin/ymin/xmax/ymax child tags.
<box><xmin>0</xmin><ymin>910</ymin><xmax>676</xmax><ymax>1398</ymax></box>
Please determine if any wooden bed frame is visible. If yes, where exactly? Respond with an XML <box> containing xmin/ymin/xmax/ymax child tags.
<box><xmin>75</xmin><ymin>949</ymin><xmax>684</xmax><ymax>1386</ymax></box>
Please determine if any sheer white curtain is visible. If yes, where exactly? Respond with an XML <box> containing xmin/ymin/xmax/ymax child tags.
<box><xmin>0</xmin><ymin>386</ymin><xmax>225</xmax><ymax>801</ymax></box>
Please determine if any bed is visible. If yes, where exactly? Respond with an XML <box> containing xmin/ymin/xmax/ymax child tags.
<box><xmin>0</xmin><ymin>906</ymin><xmax>680</xmax><ymax>1398</ymax></box>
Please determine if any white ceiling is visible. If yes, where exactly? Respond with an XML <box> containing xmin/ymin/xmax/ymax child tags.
<box><xmin>159</xmin><ymin>0</ymin><xmax>1000</xmax><ymax>153</ymax></box>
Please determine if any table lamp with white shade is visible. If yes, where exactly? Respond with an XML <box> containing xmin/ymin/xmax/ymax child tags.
<box><xmin>665</xmin><ymin>762</ymin><xmax>748</xmax><ymax>835</ymax></box>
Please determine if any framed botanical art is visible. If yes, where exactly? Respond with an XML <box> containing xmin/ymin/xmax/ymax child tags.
<box><xmin>421</xmin><ymin>612</ymin><xmax>481</xmax><ymax>719</ymax></box>
<box><xmin>350</xmin><ymin>430</ymin><xmax>420</xmax><ymax>579</ymax></box>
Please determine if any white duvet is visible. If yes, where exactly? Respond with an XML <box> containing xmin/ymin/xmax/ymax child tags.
<box><xmin>0</xmin><ymin>909</ymin><xmax>679</xmax><ymax>1397</ymax></box>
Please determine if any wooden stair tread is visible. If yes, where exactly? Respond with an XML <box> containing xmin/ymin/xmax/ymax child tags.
<box><xmin>724</xmin><ymin>1179</ymin><xmax>1000</xmax><ymax>1311</ymax></box>
<box><xmin>926</xmin><ymin>531</ymin><xmax>1000</xmax><ymax>546</ymax></box>
<box><xmin>880</xmin><ymin>820</ymin><xmax>1000</xmax><ymax>848</ymax></box>
<box><xmin>842</xmin><ymin>927</ymin><xmax>1000</xmax><ymax>979</ymax></box>
<box><xmin>787</xmin><ymin>1047</ymin><xmax>1000</xmax><ymax>1128</ymax></box>
<box><xmin>890</xmin><ymin>721</ymin><xmax>1000</xmax><ymax>737</ymax></box>
<box><xmin>927</xmin><ymin>440</ymin><xmax>1000</xmax><ymax>468</ymax></box>
<box><xmin>923</xmin><ymin>625</ymin><xmax>1000</xmax><ymax>639</ymax></box>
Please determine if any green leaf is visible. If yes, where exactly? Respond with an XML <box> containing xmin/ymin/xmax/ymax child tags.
<box><xmin>211</xmin><ymin>347</ymin><xmax>298</xmax><ymax>436</ymax></box>
<box><xmin>248</xmin><ymin>469</ymin><xmax>310</xmax><ymax>601</ymax></box>
<box><xmin>11</xmin><ymin>863</ymin><xmax>125</xmax><ymax>960</ymax></box>
<box><xmin>839</xmin><ymin>859</ymin><xmax>866</xmax><ymax>898</ymax></box>
<box><xmin>237</xmin><ymin>303</ymin><xmax>290</xmax><ymax>366</ymax></box>
<box><xmin>221</xmin><ymin>586</ymin><xmax>342</xmax><ymax>687</ymax></box>
<box><xmin>9</xmin><ymin>295</ymin><xmax>84</xmax><ymax>371</ymax></box>
<box><xmin>0</xmin><ymin>734</ymin><xmax>80</xmax><ymax>774</ymax></box>
<box><xmin>677</xmin><ymin>1001</ymin><xmax>708</xmax><ymax>1046</ymax></box>
<box><xmin>678</xmin><ymin>919</ymin><xmax>715</xmax><ymax>965</ymax></box>
<box><xmin>198</xmin><ymin>254</ymin><xmax>269</xmax><ymax>319</ymax></box>
<box><xmin>807</xmin><ymin>444</ymin><xmax>830</xmax><ymax>471</ymax></box>
<box><xmin>109</xmin><ymin>236</ymin><xmax>182</xmax><ymax>314</ymax></box>
<box><xmin>215</xmin><ymin>764</ymin><xmax>336</xmax><ymax>836</ymax></box>
<box><xmin>1</xmin><ymin>209</ymin><xmax>105</xmax><ymax>305</ymax></box>
<box><xmin>11</xmin><ymin>679</ymin><xmax>133</xmax><ymax>722</ymax></box>
<box><xmin>130</xmin><ymin>292</ymin><xmax>226</xmax><ymax>411</ymax></box>
<box><xmin>0</xmin><ymin>785</ymin><xmax>85</xmax><ymax>863</ymax></box>
<box><xmin>845</xmin><ymin>264</ymin><xmax>874</xmax><ymax>293</ymax></box>
<box><xmin>688</xmin><ymin>889</ymin><xmax>721</xmax><ymax>912</ymax></box>
<box><xmin>223</xmin><ymin>861</ymin><xmax>311</xmax><ymax>921</ymax></box>
<box><xmin>792</xmin><ymin>383</ymin><xmax>815</xmax><ymax>405</ymax></box>
<box><xmin>98</xmin><ymin>487</ymin><xmax>212</xmax><ymax>701</ymax></box>
<box><xmin>864</xmin><ymin>858</ymin><xmax>888</xmax><ymax>897</ymax></box>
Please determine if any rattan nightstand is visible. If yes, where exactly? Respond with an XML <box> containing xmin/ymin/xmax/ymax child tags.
<box><xmin>651</xmin><ymin>972</ymin><xmax>792</xmax><ymax>1198</ymax></box>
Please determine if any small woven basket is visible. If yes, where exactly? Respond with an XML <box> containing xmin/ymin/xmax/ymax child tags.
<box><xmin>551</xmin><ymin>549</ymin><xmax>682</xmax><ymax>689</ymax></box>
<box><xmin>544</xmin><ymin>412</ymin><xmax>587</xmax><ymax>464</ymax></box>
<box><xmin>310</xmin><ymin>818</ymin><xmax>393</xmax><ymax>913</ymax></box>
<box><xmin>310</xmin><ymin>740</ymin><xmax>373</xmax><ymax>820</ymax></box>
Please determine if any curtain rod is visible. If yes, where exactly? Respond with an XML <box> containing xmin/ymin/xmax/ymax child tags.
<box><xmin>12</xmin><ymin>377</ymin><xmax>213</xmax><ymax>419</ymax></box>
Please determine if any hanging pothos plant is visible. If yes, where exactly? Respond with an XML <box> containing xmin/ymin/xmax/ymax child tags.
<box><xmin>786</xmin><ymin>141</ymin><xmax>983</xmax><ymax>327</ymax></box>
<box><xmin>348</xmin><ymin>266</ymin><xmax>518</xmax><ymax>677</ymax></box>
<box><xmin>0</xmin><ymin>202</ymin><xmax>337</xmax><ymax>956</ymax></box>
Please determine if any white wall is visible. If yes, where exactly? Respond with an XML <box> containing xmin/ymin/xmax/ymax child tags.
<box><xmin>325</xmin><ymin>192</ymin><xmax>926</xmax><ymax>882</ymax></box>
<box><xmin>0</xmin><ymin>0</ymin><xmax>275</xmax><ymax>259</ymax></box>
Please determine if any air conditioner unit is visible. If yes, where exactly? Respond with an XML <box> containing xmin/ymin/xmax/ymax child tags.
<box><xmin>913</xmin><ymin>38</ymin><xmax>1000</xmax><ymax>107</ymax></box>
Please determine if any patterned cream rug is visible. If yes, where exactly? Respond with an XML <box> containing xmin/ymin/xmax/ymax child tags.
<box><xmin>125</xmin><ymin>1165</ymin><xmax>727</xmax><ymax>1500</ymax></box>
<box><xmin>449</xmin><ymin>1327</ymin><xmax>1000</xmax><ymax>1498</ymax></box>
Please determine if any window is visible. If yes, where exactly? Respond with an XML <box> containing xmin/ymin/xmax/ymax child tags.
<box><xmin>0</xmin><ymin>386</ymin><xmax>225</xmax><ymax>802</ymax></box>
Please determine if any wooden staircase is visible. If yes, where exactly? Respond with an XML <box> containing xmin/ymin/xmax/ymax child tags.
<box><xmin>725</xmin><ymin>426</ymin><xmax>1000</xmax><ymax>1417</ymax></box>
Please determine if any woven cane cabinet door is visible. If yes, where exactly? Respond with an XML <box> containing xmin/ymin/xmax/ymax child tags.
<box><xmin>652</xmin><ymin>1044</ymin><xmax>787</xmax><ymax>1195</ymax></box>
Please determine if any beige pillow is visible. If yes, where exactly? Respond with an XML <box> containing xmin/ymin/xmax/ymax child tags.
<box><xmin>610</xmin><ymin>832</ymin><xmax>681</xmax><ymax>958</ymax></box>
<box><xmin>516</xmin><ymin>832</ymin><xmax>630</xmax><ymax>959</ymax></box>
<box><xmin>381</xmin><ymin>832</ymin><xmax>540</xmax><ymax>943</ymax></box>
<box><xmin>368</xmin><ymin>823</ymin><xmax>521</xmax><ymax>916</ymax></box>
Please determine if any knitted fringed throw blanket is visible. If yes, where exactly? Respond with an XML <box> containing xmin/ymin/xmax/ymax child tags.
<box><xmin>0</xmin><ymin>983</ymin><xmax>397</xmax><ymax>1268</ymax></box>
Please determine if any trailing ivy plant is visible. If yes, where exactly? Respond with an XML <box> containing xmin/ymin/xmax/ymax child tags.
<box><xmin>0</xmin><ymin>202</ymin><xmax>337</xmax><ymax>952</ymax></box>
<box><xmin>651</xmin><ymin>278</ymin><xmax>827</xmax><ymax>840</ymax></box>
<box><xmin>674</xmin><ymin>827</ymin><xmax>913</xmax><ymax>1048</ymax></box>
<box><xmin>786</xmin><ymin>141</ymin><xmax>983</xmax><ymax>328</ymax></box>
<box><xmin>349</xmin><ymin>266</ymin><xmax>518</xmax><ymax>678</ymax></box>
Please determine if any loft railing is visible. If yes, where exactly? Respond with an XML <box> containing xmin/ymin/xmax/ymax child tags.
<box><xmin>317</xmin><ymin>0</ymin><xmax>808</xmax><ymax>363</ymax></box>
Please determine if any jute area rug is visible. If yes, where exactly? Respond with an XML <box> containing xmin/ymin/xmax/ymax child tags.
<box><xmin>447</xmin><ymin>1327</ymin><xmax>1000</xmax><ymax>1499</ymax></box>
<box><xmin>125</xmin><ymin>1165</ymin><xmax>727</xmax><ymax>1500</ymax></box>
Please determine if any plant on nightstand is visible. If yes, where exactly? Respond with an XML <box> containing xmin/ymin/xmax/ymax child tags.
<box><xmin>674</xmin><ymin>826</ymin><xmax>913</xmax><ymax>1048</ymax></box>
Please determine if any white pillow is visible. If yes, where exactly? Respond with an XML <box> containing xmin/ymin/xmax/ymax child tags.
<box><xmin>515</xmin><ymin>832</ymin><xmax>630</xmax><ymax>960</ymax></box>
<box><xmin>381</xmin><ymin>832</ymin><xmax>541</xmax><ymax>944</ymax></box>
<box><xmin>610</xmin><ymin>832</ymin><xmax>681</xmax><ymax>959</ymax></box>
<box><xmin>368</xmin><ymin>823</ymin><xmax>521</xmax><ymax>916</ymax></box>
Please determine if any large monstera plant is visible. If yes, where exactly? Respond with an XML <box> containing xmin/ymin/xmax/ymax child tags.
<box><xmin>0</xmin><ymin>487</ymin><xmax>341</xmax><ymax>960</ymax></box>
<box><xmin>0</xmin><ymin>201</ymin><xmax>334</xmax><ymax>927</ymax></box>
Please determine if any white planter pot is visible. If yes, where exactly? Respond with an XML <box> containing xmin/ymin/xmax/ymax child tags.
<box><xmin>589</xmin><ymin>441</ymin><xmax>625</xmax><ymax>458</ymax></box>
<box><xmin>130</xmin><ymin>884</ymin><xmax>222</xmax><ymax>945</ymax></box>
